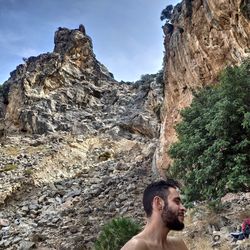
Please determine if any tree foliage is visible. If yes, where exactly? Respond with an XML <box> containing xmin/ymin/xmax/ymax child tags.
<box><xmin>94</xmin><ymin>217</ymin><xmax>141</xmax><ymax>250</ymax></box>
<box><xmin>160</xmin><ymin>5</ymin><xmax>173</xmax><ymax>22</ymax></box>
<box><xmin>240</xmin><ymin>0</ymin><xmax>250</xmax><ymax>20</ymax></box>
<box><xmin>168</xmin><ymin>60</ymin><xmax>250</xmax><ymax>203</ymax></box>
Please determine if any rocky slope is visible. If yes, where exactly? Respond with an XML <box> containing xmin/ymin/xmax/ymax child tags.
<box><xmin>0</xmin><ymin>26</ymin><xmax>164</xmax><ymax>249</ymax></box>
<box><xmin>0</xmin><ymin>134</ymin><xmax>156</xmax><ymax>249</ymax></box>
<box><xmin>157</xmin><ymin>0</ymin><xmax>250</xmax><ymax>171</ymax></box>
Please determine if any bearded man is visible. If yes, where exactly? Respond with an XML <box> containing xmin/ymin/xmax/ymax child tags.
<box><xmin>121</xmin><ymin>179</ymin><xmax>188</xmax><ymax>250</ymax></box>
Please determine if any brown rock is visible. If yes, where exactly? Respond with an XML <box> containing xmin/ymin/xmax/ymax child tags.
<box><xmin>157</xmin><ymin>0</ymin><xmax>250</xmax><ymax>172</ymax></box>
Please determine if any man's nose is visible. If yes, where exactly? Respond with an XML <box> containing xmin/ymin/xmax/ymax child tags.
<box><xmin>180</xmin><ymin>203</ymin><xmax>186</xmax><ymax>212</ymax></box>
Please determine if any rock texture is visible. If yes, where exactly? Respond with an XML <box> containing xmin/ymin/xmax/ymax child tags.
<box><xmin>1</xmin><ymin>26</ymin><xmax>114</xmax><ymax>134</ymax></box>
<box><xmin>183</xmin><ymin>192</ymin><xmax>250</xmax><ymax>250</ymax></box>
<box><xmin>0</xmin><ymin>26</ymin><xmax>164</xmax><ymax>249</ymax></box>
<box><xmin>0</xmin><ymin>134</ymin><xmax>156</xmax><ymax>249</ymax></box>
<box><xmin>157</xmin><ymin>0</ymin><xmax>250</xmax><ymax>171</ymax></box>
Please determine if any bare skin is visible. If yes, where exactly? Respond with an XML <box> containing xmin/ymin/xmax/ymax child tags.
<box><xmin>121</xmin><ymin>188</ymin><xmax>188</xmax><ymax>250</ymax></box>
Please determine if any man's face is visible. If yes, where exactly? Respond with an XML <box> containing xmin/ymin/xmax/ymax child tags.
<box><xmin>161</xmin><ymin>187</ymin><xmax>186</xmax><ymax>230</ymax></box>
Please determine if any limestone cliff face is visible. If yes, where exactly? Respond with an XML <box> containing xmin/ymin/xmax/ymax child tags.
<box><xmin>157</xmin><ymin>0</ymin><xmax>250</xmax><ymax>171</ymax></box>
<box><xmin>0</xmin><ymin>26</ymin><xmax>162</xmax><ymax>141</ymax></box>
<box><xmin>0</xmin><ymin>26</ymin><xmax>114</xmax><ymax>134</ymax></box>
<box><xmin>0</xmin><ymin>26</ymin><xmax>164</xmax><ymax>249</ymax></box>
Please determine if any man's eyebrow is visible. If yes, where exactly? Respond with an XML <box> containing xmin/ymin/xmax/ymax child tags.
<box><xmin>174</xmin><ymin>197</ymin><xmax>182</xmax><ymax>202</ymax></box>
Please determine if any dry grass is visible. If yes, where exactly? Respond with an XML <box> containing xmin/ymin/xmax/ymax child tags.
<box><xmin>238</xmin><ymin>209</ymin><xmax>250</xmax><ymax>221</ymax></box>
<box><xmin>182</xmin><ymin>205</ymin><xmax>233</xmax><ymax>250</ymax></box>
<box><xmin>26</xmin><ymin>145</ymin><xmax>47</xmax><ymax>155</ymax></box>
<box><xmin>185</xmin><ymin>237</ymin><xmax>211</xmax><ymax>250</ymax></box>
<box><xmin>4</xmin><ymin>146</ymin><xmax>21</xmax><ymax>156</ymax></box>
<box><xmin>185</xmin><ymin>237</ymin><xmax>231</xmax><ymax>250</ymax></box>
<box><xmin>0</xmin><ymin>163</ymin><xmax>18</xmax><ymax>172</ymax></box>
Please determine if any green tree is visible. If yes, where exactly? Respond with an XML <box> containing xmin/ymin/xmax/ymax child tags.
<box><xmin>168</xmin><ymin>60</ymin><xmax>250</xmax><ymax>203</ymax></box>
<box><xmin>95</xmin><ymin>217</ymin><xmax>141</xmax><ymax>250</ymax></box>
<box><xmin>160</xmin><ymin>5</ymin><xmax>173</xmax><ymax>22</ymax></box>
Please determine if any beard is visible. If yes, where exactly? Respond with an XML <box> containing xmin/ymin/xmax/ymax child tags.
<box><xmin>161</xmin><ymin>204</ymin><xmax>184</xmax><ymax>231</ymax></box>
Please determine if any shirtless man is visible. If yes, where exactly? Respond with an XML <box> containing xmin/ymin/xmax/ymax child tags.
<box><xmin>121</xmin><ymin>179</ymin><xmax>188</xmax><ymax>250</ymax></box>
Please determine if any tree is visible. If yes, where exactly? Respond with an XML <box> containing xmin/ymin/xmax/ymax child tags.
<box><xmin>160</xmin><ymin>5</ymin><xmax>173</xmax><ymax>22</ymax></box>
<box><xmin>168</xmin><ymin>60</ymin><xmax>250</xmax><ymax>203</ymax></box>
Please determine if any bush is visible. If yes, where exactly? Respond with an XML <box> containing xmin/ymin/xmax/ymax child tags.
<box><xmin>168</xmin><ymin>60</ymin><xmax>250</xmax><ymax>202</ymax></box>
<box><xmin>94</xmin><ymin>217</ymin><xmax>141</xmax><ymax>250</ymax></box>
<box><xmin>240</xmin><ymin>0</ymin><xmax>250</xmax><ymax>20</ymax></box>
<box><xmin>160</xmin><ymin>5</ymin><xmax>173</xmax><ymax>22</ymax></box>
<box><xmin>207</xmin><ymin>199</ymin><xmax>225</xmax><ymax>213</ymax></box>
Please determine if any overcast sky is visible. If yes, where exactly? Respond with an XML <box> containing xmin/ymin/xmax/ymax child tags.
<box><xmin>0</xmin><ymin>0</ymin><xmax>180</xmax><ymax>84</ymax></box>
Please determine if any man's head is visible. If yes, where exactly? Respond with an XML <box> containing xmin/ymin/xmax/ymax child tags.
<box><xmin>143</xmin><ymin>179</ymin><xmax>186</xmax><ymax>230</ymax></box>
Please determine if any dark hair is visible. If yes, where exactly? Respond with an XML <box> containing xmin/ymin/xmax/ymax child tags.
<box><xmin>143</xmin><ymin>179</ymin><xmax>180</xmax><ymax>217</ymax></box>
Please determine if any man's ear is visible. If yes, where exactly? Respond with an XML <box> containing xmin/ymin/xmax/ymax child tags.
<box><xmin>153</xmin><ymin>196</ymin><xmax>164</xmax><ymax>211</ymax></box>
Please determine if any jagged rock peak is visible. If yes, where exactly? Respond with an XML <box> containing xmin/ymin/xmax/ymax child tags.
<box><xmin>53</xmin><ymin>25</ymin><xmax>93</xmax><ymax>56</ymax></box>
<box><xmin>0</xmin><ymin>25</ymin><xmax>164</xmax><ymax>140</ymax></box>
<box><xmin>0</xmin><ymin>25</ymin><xmax>119</xmax><ymax>135</ymax></box>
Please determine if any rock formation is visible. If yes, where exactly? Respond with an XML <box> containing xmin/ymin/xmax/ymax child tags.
<box><xmin>0</xmin><ymin>27</ymin><xmax>164</xmax><ymax>249</ymax></box>
<box><xmin>0</xmin><ymin>27</ymin><xmax>114</xmax><ymax>135</ymax></box>
<box><xmin>157</xmin><ymin>0</ymin><xmax>250</xmax><ymax>171</ymax></box>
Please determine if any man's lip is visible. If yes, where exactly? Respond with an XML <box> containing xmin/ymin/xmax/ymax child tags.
<box><xmin>178</xmin><ymin>214</ymin><xmax>185</xmax><ymax>220</ymax></box>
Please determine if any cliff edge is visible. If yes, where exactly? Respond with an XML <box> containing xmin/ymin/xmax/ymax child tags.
<box><xmin>157</xmin><ymin>0</ymin><xmax>250</xmax><ymax>172</ymax></box>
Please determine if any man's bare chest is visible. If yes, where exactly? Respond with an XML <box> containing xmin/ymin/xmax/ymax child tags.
<box><xmin>145</xmin><ymin>241</ymin><xmax>186</xmax><ymax>250</ymax></box>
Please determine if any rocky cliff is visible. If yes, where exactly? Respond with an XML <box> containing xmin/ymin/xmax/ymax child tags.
<box><xmin>1</xmin><ymin>26</ymin><xmax>114</xmax><ymax>134</ymax></box>
<box><xmin>157</xmin><ymin>0</ymin><xmax>250</xmax><ymax>171</ymax></box>
<box><xmin>0</xmin><ymin>26</ymin><xmax>164</xmax><ymax>249</ymax></box>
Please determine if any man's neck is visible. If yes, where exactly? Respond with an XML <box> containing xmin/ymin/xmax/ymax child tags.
<box><xmin>142</xmin><ymin>218</ymin><xmax>170</xmax><ymax>246</ymax></box>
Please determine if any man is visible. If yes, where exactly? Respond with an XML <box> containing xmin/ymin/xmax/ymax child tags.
<box><xmin>121</xmin><ymin>179</ymin><xmax>188</xmax><ymax>250</ymax></box>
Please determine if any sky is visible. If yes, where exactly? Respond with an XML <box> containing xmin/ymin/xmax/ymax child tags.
<box><xmin>0</xmin><ymin>0</ymin><xmax>180</xmax><ymax>84</ymax></box>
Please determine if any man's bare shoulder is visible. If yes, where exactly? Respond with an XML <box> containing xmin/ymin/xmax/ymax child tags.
<box><xmin>121</xmin><ymin>237</ymin><xmax>148</xmax><ymax>250</ymax></box>
<box><xmin>168</xmin><ymin>236</ymin><xmax>188</xmax><ymax>250</ymax></box>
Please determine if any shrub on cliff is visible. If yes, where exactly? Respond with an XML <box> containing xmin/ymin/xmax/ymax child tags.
<box><xmin>160</xmin><ymin>5</ymin><xmax>173</xmax><ymax>22</ymax></box>
<box><xmin>240</xmin><ymin>0</ymin><xmax>250</xmax><ymax>20</ymax></box>
<box><xmin>94</xmin><ymin>217</ymin><xmax>141</xmax><ymax>250</ymax></box>
<box><xmin>168</xmin><ymin>60</ymin><xmax>250</xmax><ymax>203</ymax></box>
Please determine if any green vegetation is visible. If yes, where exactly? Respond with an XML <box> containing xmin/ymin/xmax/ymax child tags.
<box><xmin>135</xmin><ymin>69</ymin><xmax>164</xmax><ymax>86</ymax></box>
<box><xmin>0</xmin><ymin>164</ymin><xmax>18</xmax><ymax>172</ymax></box>
<box><xmin>24</xmin><ymin>168</ymin><xmax>33</xmax><ymax>176</ymax></box>
<box><xmin>98</xmin><ymin>151</ymin><xmax>112</xmax><ymax>161</ymax></box>
<box><xmin>95</xmin><ymin>217</ymin><xmax>141</xmax><ymax>250</ymax></box>
<box><xmin>240</xmin><ymin>0</ymin><xmax>250</xmax><ymax>20</ymax></box>
<box><xmin>207</xmin><ymin>199</ymin><xmax>225</xmax><ymax>213</ymax></box>
<box><xmin>160</xmin><ymin>5</ymin><xmax>173</xmax><ymax>22</ymax></box>
<box><xmin>168</xmin><ymin>60</ymin><xmax>250</xmax><ymax>203</ymax></box>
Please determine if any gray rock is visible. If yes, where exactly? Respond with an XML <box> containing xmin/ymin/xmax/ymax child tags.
<box><xmin>0</xmin><ymin>218</ymin><xmax>10</xmax><ymax>227</ymax></box>
<box><xmin>19</xmin><ymin>240</ymin><xmax>35</xmax><ymax>250</ymax></box>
